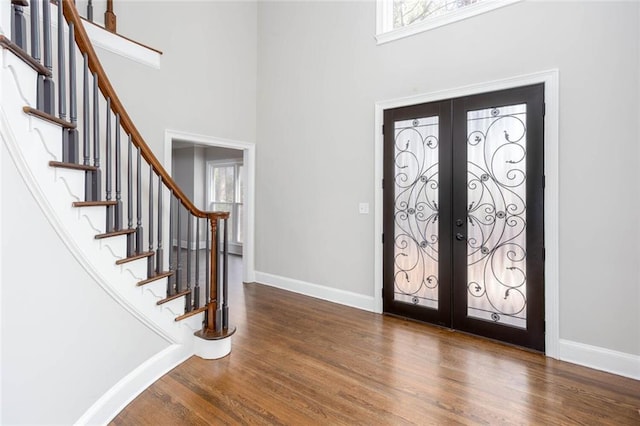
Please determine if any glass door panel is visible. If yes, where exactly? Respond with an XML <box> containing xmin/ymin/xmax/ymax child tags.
<box><xmin>393</xmin><ymin>116</ymin><xmax>440</xmax><ymax>310</ymax></box>
<box><xmin>466</xmin><ymin>103</ymin><xmax>528</xmax><ymax>329</ymax></box>
<box><xmin>383</xmin><ymin>101</ymin><xmax>452</xmax><ymax>326</ymax></box>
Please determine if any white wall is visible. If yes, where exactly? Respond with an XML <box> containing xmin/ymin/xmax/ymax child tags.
<box><xmin>171</xmin><ymin>146</ymin><xmax>202</xmax><ymax>243</ymax></box>
<box><xmin>97</xmin><ymin>0</ymin><xmax>257</xmax><ymax>165</ymax></box>
<box><xmin>256</xmin><ymin>1</ymin><xmax>640</xmax><ymax>357</ymax></box>
<box><xmin>0</xmin><ymin>143</ymin><xmax>169</xmax><ymax>424</ymax></box>
<box><xmin>193</xmin><ymin>146</ymin><xmax>206</xmax><ymax>210</ymax></box>
<box><xmin>172</xmin><ymin>146</ymin><xmax>197</xmax><ymax>202</ymax></box>
<box><xmin>206</xmin><ymin>146</ymin><xmax>244</xmax><ymax>162</ymax></box>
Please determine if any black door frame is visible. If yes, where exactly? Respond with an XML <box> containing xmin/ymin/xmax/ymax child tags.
<box><xmin>382</xmin><ymin>100</ymin><xmax>452</xmax><ymax>327</ymax></box>
<box><xmin>382</xmin><ymin>84</ymin><xmax>545</xmax><ymax>351</ymax></box>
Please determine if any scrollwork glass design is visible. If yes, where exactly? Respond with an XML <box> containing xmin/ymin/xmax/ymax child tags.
<box><xmin>393</xmin><ymin>116</ymin><xmax>439</xmax><ymax>309</ymax></box>
<box><xmin>466</xmin><ymin>104</ymin><xmax>528</xmax><ymax>329</ymax></box>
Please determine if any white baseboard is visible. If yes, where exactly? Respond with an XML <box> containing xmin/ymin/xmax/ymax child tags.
<box><xmin>74</xmin><ymin>344</ymin><xmax>192</xmax><ymax>425</ymax></box>
<box><xmin>254</xmin><ymin>272</ymin><xmax>640</xmax><ymax>380</ymax></box>
<box><xmin>558</xmin><ymin>339</ymin><xmax>640</xmax><ymax>380</ymax></box>
<box><xmin>254</xmin><ymin>271</ymin><xmax>376</xmax><ymax>312</ymax></box>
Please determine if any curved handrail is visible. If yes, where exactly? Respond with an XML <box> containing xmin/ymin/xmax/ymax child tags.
<box><xmin>61</xmin><ymin>0</ymin><xmax>228</xmax><ymax>221</ymax></box>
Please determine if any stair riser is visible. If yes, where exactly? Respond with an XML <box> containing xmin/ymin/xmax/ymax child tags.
<box><xmin>1</xmin><ymin>48</ymin><xmax>38</xmax><ymax>109</ymax></box>
<box><xmin>117</xmin><ymin>256</ymin><xmax>149</xmax><ymax>283</ymax></box>
<box><xmin>51</xmin><ymin>167</ymin><xmax>85</xmax><ymax>201</ymax></box>
<box><xmin>75</xmin><ymin>205</ymin><xmax>109</xmax><ymax>235</ymax></box>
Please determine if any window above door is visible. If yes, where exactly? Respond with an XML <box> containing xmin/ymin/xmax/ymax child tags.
<box><xmin>376</xmin><ymin>0</ymin><xmax>521</xmax><ymax>45</ymax></box>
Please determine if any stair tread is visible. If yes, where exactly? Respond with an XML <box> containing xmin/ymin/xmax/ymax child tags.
<box><xmin>137</xmin><ymin>271</ymin><xmax>173</xmax><ymax>287</ymax></box>
<box><xmin>115</xmin><ymin>251</ymin><xmax>154</xmax><ymax>265</ymax></box>
<box><xmin>175</xmin><ymin>305</ymin><xmax>208</xmax><ymax>322</ymax></box>
<box><xmin>23</xmin><ymin>106</ymin><xmax>75</xmax><ymax>129</ymax></box>
<box><xmin>0</xmin><ymin>35</ymin><xmax>51</xmax><ymax>76</ymax></box>
<box><xmin>157</xmin><ymin>289</ymin><xmax>191</xmax><ymax>306</ymax></box>
<box><xmin>73</xmin><ymin>200</ymin><xmax>118</xmax><ymax>207</ymax></box>
<box><xmin>49</xmin><ymin>161</ymin><xmax>98</xmax><ymax>172</ymax></box>
<box><xmin>95</xmin><ymin>228</ymin><xmax>136</xmax><ymax>239</ymax></box>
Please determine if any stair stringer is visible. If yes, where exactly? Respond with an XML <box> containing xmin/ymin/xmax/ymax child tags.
<box><xmin>0</xmin><ymin>47</ymin><xmax>204</xmax><ymax>347</ymax></box>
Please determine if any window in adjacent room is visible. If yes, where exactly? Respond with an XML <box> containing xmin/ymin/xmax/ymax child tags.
<box><xmin>207</xmin><ymin>160</ymin><xmax>244</xmax><ymax>245</ymax></box>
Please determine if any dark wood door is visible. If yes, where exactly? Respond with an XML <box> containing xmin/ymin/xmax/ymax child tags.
<box><xmin>383</xmin><ymin>84</ymin><xmax>545</xmax><ymax>351</ymax></box>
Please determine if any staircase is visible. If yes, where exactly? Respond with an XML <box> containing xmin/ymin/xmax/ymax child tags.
<box><xmin>1</xmin><ymin>0</ymin><xmax>234</xmax><ymax>375</ymax></box>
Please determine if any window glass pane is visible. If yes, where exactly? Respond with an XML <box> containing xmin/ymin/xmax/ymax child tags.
<box><xmin>393</xmin><ymin>0</ymin><xmax>484</xmax><ymax>29</ymax></box>
<box><xmin>212</xmin><ymin>166</ymin><xmax>235</xmax><ymax>203</ymax></box>
<box><xmin>212</xmin><ymin>202</ymin><xmax>234</xmax><ymax>244</ymax></box>
<box><xmin>466</xmin><ymin>103</ymin><xmax>528</xmax><ymax>329</ymax></box>
<box><xmin>211</xmin><ymin>202</ymin><xmax>232</xmax><ymax>213</ymax></box>
<box><xmin>236</xmin><ymin>204</ymin><xmax>243</xmax><ymax>244</ymax></box>
<box><xmin>237</xmin><ymin>165</ymin><xmax>244</xmax><ymax>204</ymax></box>
<box><xmin>207</xmin><ymin>161</ymin><xmax>244</xmax><ymax>246</ymax></box>
<box><xmin>392</xmin><ymin>115</ymin><xmax>440</xmax><ymax>310</ymax></box>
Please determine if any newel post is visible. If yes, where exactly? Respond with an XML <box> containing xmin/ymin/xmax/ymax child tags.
<box><xmin>206</xmin><ymin>215</ymin><xmax>218</xmax><ymax>333</ymax></box>
<box><xmin>194</xmin><ymin>213</ymin><xmax>235</xmax><ymax>360</ymax></box>
<box><xmin>104</xmin><ymin>0</ymin><xmax>116</xmax><ymax>32</ymax></box>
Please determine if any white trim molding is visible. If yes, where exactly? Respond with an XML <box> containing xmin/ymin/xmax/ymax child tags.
<box><xmin>164</xmin><ymin>129</ymin><xmax>256</xmax><ymax>284</ymax></box>
<box><xmin>74</xmin><ymin>344</ymin><xmax>192</xmax><ymax>425</ymax></box>
<box><xmin>375</xmin><ymin>0</ymin><xmax>521</xmax><ymax>45</ymax></box>
<box><xmin>374</xmin><ymin>69</ymin><xmax>560</xmax><ymax>358</ymax></box>
<box><xmin>22</xmin><ymin>3</ymin><xmax>161</xmax><ymax>69</ymax></box>
<box><xmin>255</xmin><ymin>271</ymin><xmax>377</xmax><ymax>313</ymax></box>
<box><xmin>558</xmin><ymin>339</ymin><xmax>640</xmax><ymax>380</ymax></box>
<box><xmin>84</xmin><ymin>21</ymin><xmax>161</xmax><ymax>69</ymax></box>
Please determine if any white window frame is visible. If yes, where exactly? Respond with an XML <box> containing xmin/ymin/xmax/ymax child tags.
<box><xmin>375</xmin><ymin>0</ymin><xmax>522</xmax><ymax>45</ymax></box>
<box><xmin>206</xmin><ymin>159</ymin><xmax>244</xmax><ymax>250</ymax></box>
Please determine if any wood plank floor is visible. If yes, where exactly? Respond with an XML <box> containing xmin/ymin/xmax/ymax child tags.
<box><xmin>113</xmin><ymin>256</ymin><xmax>640</xmax><ymax>425</ymax></box>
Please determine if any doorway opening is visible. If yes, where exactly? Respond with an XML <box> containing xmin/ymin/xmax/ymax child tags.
<box><xmin>164</xmin><ymin>130</ymin><xmax>255</xmax><ymax>284</ymax></box>
<box><xmin>382</xmin><ymin>84</ymin><xmax>544</xmax><ymax>351</ymax></box>
<box><xmin>375</xmin><ymin>71</ymin><xmax>560</xmax><ymax>355</ymax></box>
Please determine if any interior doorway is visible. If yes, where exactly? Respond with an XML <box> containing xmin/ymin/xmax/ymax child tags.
<box><xmin>382</xmin><ymin>84</ymin><xmax>545</xmax><ymax>351</ymax></box>
<box><xmin>164</xmin><ymin>130</ymin><xmax>255</xmax><ymax>284</ymax></box>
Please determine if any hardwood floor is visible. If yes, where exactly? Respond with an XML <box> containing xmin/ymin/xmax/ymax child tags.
<box><xmin>113</xmin><ymin>256</ymin><xmax>640</xmax><ymax>425</ymax></box>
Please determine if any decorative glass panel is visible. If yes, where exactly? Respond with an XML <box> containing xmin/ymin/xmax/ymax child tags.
<box><xmin>466</xmin><ymin>104</ymin><xmax>527</xmax><ymax>328</ymax></box>
<box><xmin>393</xmin><ymin>116</ymin><xmax>439</xmax><ymax>309</ymax></box>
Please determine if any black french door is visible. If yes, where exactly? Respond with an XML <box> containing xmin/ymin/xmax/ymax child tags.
<box><xmin>383</xmin><ymin>84</ymin><xmax>545</xmax><ymax>351</ymax></box>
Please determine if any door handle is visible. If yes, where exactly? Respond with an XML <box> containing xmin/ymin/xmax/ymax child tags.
<box><xmin>455</xmin><ymin>233</ymin><xmax>465</xmax><ymax>241</ymax></box>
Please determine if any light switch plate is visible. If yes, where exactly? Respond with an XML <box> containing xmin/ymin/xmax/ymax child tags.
<box><xmin>359</xmin><ymin>203</ymin><xmax>369</xmax><ymax>214</ymax></box>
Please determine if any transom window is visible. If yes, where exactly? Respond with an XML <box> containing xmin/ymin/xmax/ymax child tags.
<box><xmin>376</xmin><ymin>0</ymin><xmax>521</xmax><ymax>44</ymax></box>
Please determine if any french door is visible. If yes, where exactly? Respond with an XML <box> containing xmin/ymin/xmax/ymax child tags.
<box><xmin>382</xmin><ymin>84</ymin><xmax>545</xmax><ymax>351</ymax></box>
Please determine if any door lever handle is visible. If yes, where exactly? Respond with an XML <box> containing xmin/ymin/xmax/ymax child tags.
<box><xmin>455</xmin><ymin>233</ymin><xmax>465</xmax><ymax>241</ymax></box>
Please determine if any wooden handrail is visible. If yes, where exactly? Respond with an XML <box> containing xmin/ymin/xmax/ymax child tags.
<box><xmin>61</xmin><ymin>0</ymin><xmax>228</xmax><ymax>221</ymax></box>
